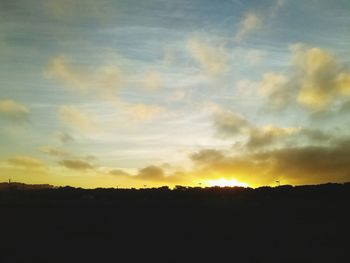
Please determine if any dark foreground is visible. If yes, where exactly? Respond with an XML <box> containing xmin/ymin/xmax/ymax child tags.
<box><xmin>0</xmin><ymin>183</ymin><xmax>349</xmax><ymax>262</ymax></box>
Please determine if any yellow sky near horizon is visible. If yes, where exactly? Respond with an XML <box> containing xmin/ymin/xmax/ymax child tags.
<box><xmin>1</xmin><ymin>0</ymin><xmax>350</xmax><ymax>188</ymax></box>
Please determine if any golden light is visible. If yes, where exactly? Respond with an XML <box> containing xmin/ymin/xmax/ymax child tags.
<box><xmin>205</xmin><ymin>178</ymin><xmax>249</xmax><ymax>188</ymax></box>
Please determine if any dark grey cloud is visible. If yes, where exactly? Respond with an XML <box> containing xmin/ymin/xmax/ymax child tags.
<box><xmin>60</xmin><ymin>159</ymin><xmax>93</xmax><ymax>170</ymax></box>
<box><xmin>40</xmin><ymin>146</ymin><xmax>69</xmax><ymax>157</ymax></box>
<box><xmin>7</xmin><ymin>156</ymin><xmax>44</xmax><ymax>169</ymax></box>
<box><xmin>213</xmin><ymin>110</ymin><xmax>251</xmax><ymax>137</ymax></box>
<box><xmin>190</xmin><ymin>149</ymin><xmax>225</xmax><ymax>163</ymax></box>
<box><xmin>56</xmin><ymin>132</ymin><xmax>74</xmax><ymax>143</ymax></box>
<box><xmin>191</xmin><ymin>143</ymin><xmax>350</xmax><ymax>186</ymax></box>
<box><xmin>299</xmin><ymin>129</ymin><xmax>331</xmax><ymax>142</ymax></box>
<box><xmin>109</xmin><ymin>169</ymin><xmax>131</xmax><ymax>177</ymax></box>
<box><xmin>137</xmin><ymin>165</ymin><xmax>165</xmax><ymax>180</ymax></box>
<box><xmin>255</xmin><ymin>144</ymin><xmax>350</xmax><ymax>183</ymax></box>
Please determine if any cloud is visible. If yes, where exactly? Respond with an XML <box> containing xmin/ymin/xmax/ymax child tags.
<box><xmin>45</xmin><ymin>0</ymin><xmax>113</xmax><ymax>23</ymax></box>
<box><xmin>245</xmin><ymin>49</ymin><xmax>266</xmax><ymax>66</ymax></box>
<box><xmin>234</xmin><ymin>12</ymin><xmax>261</xmax><ymax>43</ymax></box>
<box><xmin>339</xmin><ymin>100</ymin><xmax>350</xmax><ymax>113</ymax></box>
<box><xmin>234</xmin><ymin>1</ymin><xmax>285</xmax><ymax>43</ymax></box>
<box><xmin>48</xmin><ymin>56</ymin><xmax>166</xmax><ymax>124</ymax></box>
<box><xmin>309</xmin><ymin>98</ymin><xmax>350</xmax><ymax>120</ymax></box>
<box><xmin>171</xmin><ymin>89</ymin><xmax>187</xmax><ymax>101</ymax></box>
<box><xmin>336</xmin><ymin>73</ymin><xmax>350</xmax><ymax>95</ymax></box>
<box><xmin>254</xmin><ymin>144</ymin><xmax>350</xmax><ymax>184</ymax></box>
<box><xmin>49</xmin><ymin>57</ymin><xmax>166</xmax><ymax>124</ymax></box>
<box><xmin>236</xmin><ymin>79</ymin><xmax>258</xmax><ymax>97</ymax></box>
<box><xmin>112</xmin><ymin>134</ymin><xmax>347</xmax><ymax>187</ymax></box>
<box><xmin>0</xmin><ymin>100</ymin><xmax>30</xmax><ymax>121</ymax></box>
<box><xmin>107</xmin><ymin>165</ymin><xmax>185</xmax><ymax>186</ymax></box>
<box><xmin>213</xmin><ymin>109</ymin><xmax>252</xmax><ymax>137</ymax></box>
<box><xmin>258</xmin><ymin>45</ymin><xmax>350</xmax><ymax>111</ymax></box>
<box><xmin>59</xmin><ymin>159</ymin><xmax>94</xmax><ymax>170</ymax></box>
<box><xmin>7</xmin><ymin>156</ymin><xmax>44</xmax><ymax>169</ymax></box>
<box><xmin>246</xmin><ymin>125</ymin><xmax>300</xmax><ymax>149</ymax></box>
<box><xmin>56</xmin><ymin>131</ymin><xmax>74</xmax><ymax>143</ymax></box>
<box><xmin>211</xmin><ymin>107</ymin><xmax>323</xmax><ymax>150</ymax></box>
<box><xmin>47</xmin><ymin>56</ymin><xmax>87</xmax><ymax>91</ymax></box>
<box><xmin>269</xmin><ymin>0</ymin><xmax>286</xmax><ymax>17</ymax></box>
<box><xmin>94</xmin><ymin>65</ymin><xmax>124</xmax><ymax>99</ymax></box>
<box><xmin>258</xmin><ymin>73</ymin><xmax>290</xmax><ymax>109</ymax></box>
<box><xmin>187</xmin><ymin>37</ymin><xmax>228</xmax><ymax>75</ymax></box>
<box><xmin>84</xmin><ymin>155</ymin><xmax>97</xmax><ymax>161</ymax></box>
<box><xmin>47</xmin><ymin>56</ymin><xmax>123</xmax><ymax>100</ymax></box>
<box><xmin>299</xmin><ymin>129</ymin><xmax>331</xmax><ymax>142</ymax></box>
<box><xmin>190</xmin><ymin>149</ymin><xmax>225</xmax><ymax>163</ymax></box>
<box><xmin>109</xmin><ymin>169</ymin><xmax>131</xmax><ymax>177</ymax></box>
<box><xmin>59</xmin><ymin>105</ymin><xmax>97</xmax><ymax>133</ymax></box>
<box><xmin>104</xmin><ymin>130</ymin><xmax>349</xmax><ymax>186</ymax></box>
<box><xmin>137</xmin><ymin>165</ymin><xmax>165</xmax><ymax>181</ymax></box>
<box><xmin>126</xmin><ymin>103</ymin><xmax>166</xmax><ymax>122</ymax></box>
<box><xmin>188</xmin><ymin>149</ymin><xmax>264</xmax><ymax>185</ymax></box>
<box><xmin>46</xmin><ymin>0</ymin><xmax>77</xmax><ymax>16</ymax></box>
<box><xmin>134</xmin><ymin>165</ymin><xmax>184</xmax><ymax>184</ymax></box>
<box><xmin>39</xmin><ymin>146</ymin><xmax>69</xmax><ymax>157</ymax></box>
<box><xmin>189</xmin><ymin>143</ymin><xmax>350</xmax><ymax>186</ymax></box>
<box><xmin>46</xmin><ymin>0</ymin><xmax>97</xmax><ymax>16</ymax></box>
<box><xmin>143</xmin><ymin>71</ymin><xmax>162</xmax><ymax>91</ymax></box>
<box><xmin>293</xmin><ymin>46</ymin><xmax>345</xmax><ymax>110</ymax></box>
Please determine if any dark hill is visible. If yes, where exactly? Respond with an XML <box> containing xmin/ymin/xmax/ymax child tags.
<box><xmin>0</xmin><ymin>182</ymin><xmax>54</xmax><ymax>191</ymax></box>
<box><xmin>0</xmin><ymin>182</ymin><xmax>349</xmax><ymax>262</ymax></box>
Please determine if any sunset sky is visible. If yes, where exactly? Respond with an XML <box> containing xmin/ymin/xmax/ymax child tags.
<box><xmin>1</xmin><ymin>0</ymin><xmax>350</xmax><ymax>188</ymax></box>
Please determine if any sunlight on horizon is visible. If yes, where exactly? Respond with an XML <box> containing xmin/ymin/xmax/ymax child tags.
<box><xmin>205</xmin><ymin>178</ymin><xmax>250</xmax><ymax>188</ymax></box>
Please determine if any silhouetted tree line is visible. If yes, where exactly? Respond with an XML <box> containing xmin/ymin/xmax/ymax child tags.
<box><xmin>1</xmin><ymin>182</ymin><xmax>349</xmax><ymax>205</ymax></box>
<box><xmin>0</xmin><ymin>182</ymin><xmax>349</xmax><ymax>262</ymax></box>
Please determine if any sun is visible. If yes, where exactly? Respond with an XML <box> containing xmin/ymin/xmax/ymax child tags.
<box><xmin>205</xmin><ymin>178</ymin><xmax>249</xmax><ymax>188</ymax></box>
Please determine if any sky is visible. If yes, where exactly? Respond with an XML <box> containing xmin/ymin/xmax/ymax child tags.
<box><xmin>1</xmin><ymin>0</ymin><xmax>350</xmax><ymax>188</ymax></box>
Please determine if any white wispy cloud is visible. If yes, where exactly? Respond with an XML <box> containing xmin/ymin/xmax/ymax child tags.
<box><xmin>234</xmin><ymin>0</ymin><xmax>286</xmax><ymax>42</ymax></box>
<box><xmin>234</xmin><ymin>12</ymin><xmax>261</xmax><ymax>43</ymax></box>
<box><xmin>143</xmin><ymin>71</ymin><xmax>162</xmax><ymax>91</ymax></box>
<box><xmin>47</xmin><ymin>56</ymin><xmax>124</xmax><ymax>100</ymax></box>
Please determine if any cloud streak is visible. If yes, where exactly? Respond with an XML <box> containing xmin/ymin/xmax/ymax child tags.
<box><xmin>187</xmin><ymin>37</ymin><xmax>229</xmax><ymax>75</ymax></box>
<box><xmin>39</xmin><ymin>146</ymin><xmax>69</xmax><ymax>157</ymax></box>
<box><xmin>0</xmin><ymin>100</ymin><xmax>30</xmax><ymax>122</ymax></box>
<box><xmin>7</xmin><ymin>156</ymin><xmax>44</xmax><ymax>169</ymax></box>
<box><xmin>59</xmin><ymin>159</ymin><xmax>94</xmax><ymax>170</ymax></box>
<box><xmin>143</xmin><ymin>71</ymin><xmax>162</xmax><ymax>91</ymax></box>
<box><xmin>125</xmin><ymin>103</ymin><xmax>166</xmax><ymax>122</ymax></box>
<box><xmin>234</xmin><ymin>0</ymin><xmax>286</xmax><ymax>43</ymax></box>
<box><xmin>109</xmin><ymin>169</ymin><xmax>131</xmax><ymax>177</ymax></box>
<box><xmin>47</xmin><ymin>56</ymin><xmax>123</xmax><ymax>100</ymax></box>
<box><xmin>234</xmin><ymin>12</ymin><xmax>261</xmax><ymax>43</ymax></box>
<box><xmin>107</xmin><ymin>165</ymin><xmax>185</xmax><ymax>185</ymax></box>
<box><xmin>56</xmin><ymin>131</ymin><xmax>74</xmax><ymax>143</ymax></box>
